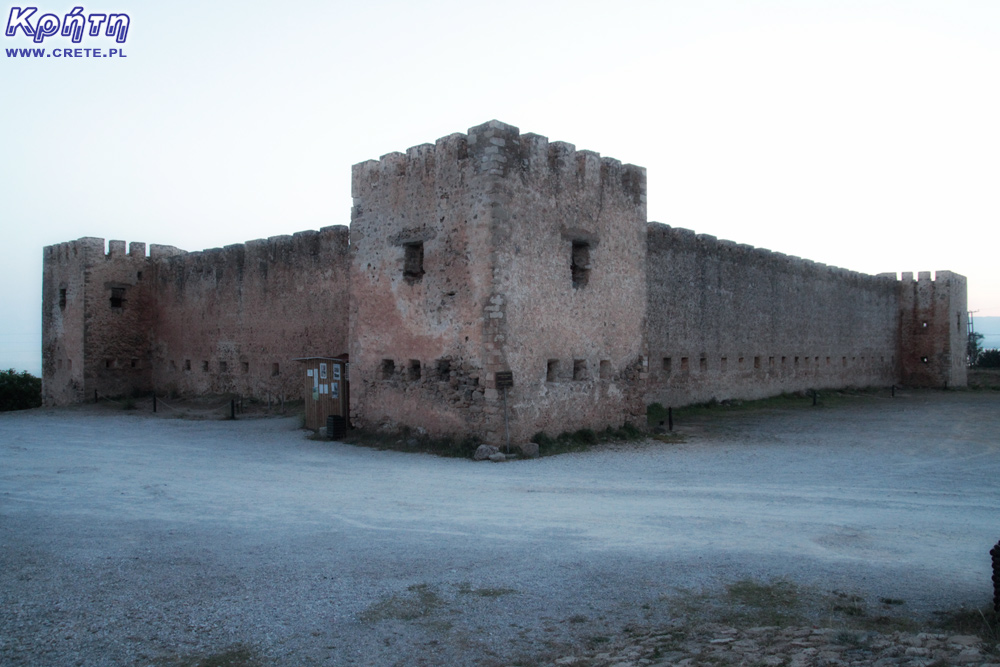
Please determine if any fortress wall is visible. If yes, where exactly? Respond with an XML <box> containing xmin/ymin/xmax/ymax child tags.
<box><xmin>897</xmin><ymin>271</ymin><xmax>968</xmax><ymax>388</ymax></box>
<box><xmin>150</xmin><ymin>226</ymin><xmax>351</xmax><ymax>400</ymax></box>
<box><xmin>42</xmin><ymin>238</ymin><xmax>159</xmax><ymax>403</ymax></box>
<box><xmin>472</xmin><ymin>122</ymin><xmax>649</xmax><ymax>441</ymax></box>
<box><xmin>349</xmin><ymin>131</ymin><xmax>495</xmax><ymax>436</ymax></box>
<box><xmin>41</xmin><ymin>238</ymin><xmax>103</xmax><ymax>404</ymax></box>
<box><xmin>350</xmin><ymin>120</ymin><xmax>648</xmax><ymax>443</ymax></box>
<box><xmin>82</xmin><ymin>240</ymin><xmax>159</xmax><ymax>400</ymax></box>
<box><xmin>645</xmin><ymin>223</ymin><xmax>900</xmax><ymax>407</ymax></box>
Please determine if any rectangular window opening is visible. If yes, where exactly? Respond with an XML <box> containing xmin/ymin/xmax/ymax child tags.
<box><xmin>184</xmin><ymin>359</ymin><xmax>191</xmax><ymax>371</ymax></box>
<box><xmin>571</xmin><ymin>241</ymin><xmax>590</xmax><ymax>289</ymax></box>
<box><xmin>720</xmin><ymin>357</ymin><xmax>728</xmax><ymax>372</ymax></box>
<box><xmin>202</xmin><ymin>361</ymin><xmax>210</xmax><ymax>372</ymax></box>
<box><xmin>271</xmin><ymin>362</ymin><xmax>280</xmax><ymax>376</ymax></box>
<box><xmin>546</xmin><ymin>359</ymin><xmax>559</xmax><ymax>382</ymax></box>
<box><xmin>680</xmin><ymin>357</ymin><xmax>689</xmax><ymax>372</ymax></box>
<box><xmin>436</xmin><ymin>358</ymin><xmax>451</xmax><ymax>379</ymax></box>
<box><xmin>699</xmin><ymin>357</ymin><xmax>707</xmax><ymax>372</ymax></box>
<box><xmin>662</xmin><ymin>357</ymin><xmax>672</xmax><ymax>374</ymax></box>
<box><xmin>408</xmin><ymin>359</ymin><xmax>421</xmax><ymax>381</ymax></box>
<box><xmin>242</xmin><ymin>361</ymin><xmax>249</xmax><ymax>374</ymax></box>
<box><xmin>219</xmin><ymin>361</ymin><xmax>228</xmax><ymax>373</ymax></box>
<box><xmin>599</xmin><ymin>360</ymin><xmax>611</xmax><ymax>380</ymax></box>
<box><xmin>381</xmin><ymin>359</ymin><xmax>395</xmax><ymax>379</ymax></box>
<box><xmin>131</xmin><ymin>358</ymin><xmax>139</xmax><ymax>369</ymax></box>
<box><xmin>403</xmin><ymin>242</ymin><xmax>424</xmax><ymax>283</ymax></box>
<box><xmin>58</xmin><ymin>288</ymin><xmax>67</xmax><ymax>309</ymax></box>
<box><xmin>573</xmin><ymin>359</ymin><xmax>587</xmax><ymax>380</ymax></box>
<box><xmin>110</xmin><ymin>287</ymin><xmax>125</xmax><ymax>309</ymax></box>
<box><xmin>754</xmin><ymin>356</ymin><xmax>761</xmax><ymax>370</ymax></box>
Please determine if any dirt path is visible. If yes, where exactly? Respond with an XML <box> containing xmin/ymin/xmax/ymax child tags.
<box><xmin>1</xmin><ymin>390</ymin><xmax>998</xmax><ymax>665</ymax></box>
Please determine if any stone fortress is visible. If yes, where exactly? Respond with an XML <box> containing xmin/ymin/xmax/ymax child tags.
<box><xmin>42</xmin><ymin>120</ymin><xmax>968</xmax><ymax>444</ymax></box>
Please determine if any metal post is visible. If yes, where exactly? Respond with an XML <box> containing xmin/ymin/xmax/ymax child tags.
<box><xmin>230</xmin><ymin>399</ymin><xmax>236</xmax><ymax>420</ymax></box>
<box><xmin>891</xmin><ymin>384</ymin><xmax>895</xmax><ymax>397</ymax></box>
<box><xmin>502</xmin><ymin>386</ymin><xmax>511</xmax><ymax>455</ymax></box>
<box><xmin>812</xmin><ymin>390</ymin><xmax>818</xmax><ymax>406</ymax></box>
<box><xmin>668</xmin><ymin>407</ymin><xmax>673</xmax><ymax>432</ymax></box>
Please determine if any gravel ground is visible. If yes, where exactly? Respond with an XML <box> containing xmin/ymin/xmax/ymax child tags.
<box><xmin>1</xmin><ymin>390</ymin><xmax>998</xmax><ymax>666</ymax></box>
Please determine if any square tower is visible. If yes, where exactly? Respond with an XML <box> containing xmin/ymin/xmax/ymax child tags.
<box><xmin>349</xmin><ymin>121</ymin><xmax>648</xmax><ymax>444</ymax></box>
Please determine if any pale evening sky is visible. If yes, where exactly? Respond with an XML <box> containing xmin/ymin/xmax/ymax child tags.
<box><xmin>2</xmin><ymin>0</ymin><xmax>998</xmax><ymax>375</ymax></box>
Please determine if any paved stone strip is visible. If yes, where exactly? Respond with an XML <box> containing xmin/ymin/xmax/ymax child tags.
<box><xmin>548</xmin><ymin>624</ymin><xmax>1000</xmax><ymax>666</ymax></box>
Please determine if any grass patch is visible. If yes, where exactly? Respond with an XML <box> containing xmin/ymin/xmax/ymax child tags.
<box><xmin>360</xmin><ymin>583</ymin><xmax>444</xmax><ymax>623</ymax></box>
<box><xmin>342</xmin><ymin>428</ymin><xmax>480</xmax><ymax>458</ymax></box>
<box><xmin>969</xmin><ymin>368</ymin><xmax>1000</xmax><ymax>391</ymax></box>
<box><xmin>721</xmin><ymin>579</ymin><xmax>803</xmax><ymax>626</ymax></box>
<box><xmin>532</xmin><ymin>423</ymin><xmax>645</xmax><ymax>457</ymax></box>
<box><xmin>457</xmin><ymin>582</ymin><xmax>518</xmax><ymax>597</ymax></box>
<box><xmin>931</xmin><ymin>606</ymin><xmax>999</xmax><ymax>642</ymax></box>
<box><xmin>649</xmin><ymin>387</ymin><xmax>894</xmax><ymax>425</ymax></box>
<box><xmin>154</xmin><ymin>644</ymin><xmax>261</xmax><ymax>667</ymax></box>
<box><xmin>650</xmin><ymin>432</ymin><xmax>687</xmax><ymax>444</ymax></box>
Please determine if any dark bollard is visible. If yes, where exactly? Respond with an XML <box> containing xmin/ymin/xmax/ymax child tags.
<box><xmin>230</xmin><ymin>399</ymin><xmax>236</xmax><ymax>420</ymax></box>
<box><xmin>991</xmin><ymin>540</ymin><xmax>1000</xmax><ymax>613</ymax></box>
<box><xmin>891</xmin><ymin>384</ymin><xmax>895</xmax><ymax>398</ymax></box>
<box><xmin>812</xmin><ymin>390</ymin><xmax>818</xmax><ymax>406</ymax></box>
<box><xmin>668</xmin><ymin>407</ymin><xmax>673</xmax><ymax>432</ymax></box>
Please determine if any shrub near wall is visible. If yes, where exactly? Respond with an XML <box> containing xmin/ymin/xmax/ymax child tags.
<box><xmin>0</xmin><ymin>369</ymin><xmax>42</xmax><ymax>411</ymax></box>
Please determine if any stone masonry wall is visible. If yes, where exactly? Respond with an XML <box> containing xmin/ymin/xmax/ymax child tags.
<box><xmin>42</xmin><ymin>121</ymin><xmax>969</xmax><ymax>428</ymax></box>
<box><xmin>151</xmin><ymin>226</ymin><xmax>351</xmax><ymax>400</ymax></box>
<box><xmin>349</xmin><ymin>131</ymin><xmax>495</xmax><ymax>437</ymax></box>
<box><xmin>350</xmin><ymin>121</ymin><xmax>648</xmax><ymax>444</ymax></box>
<box><xmin>472</xmin><ymin>122</ymin><xmax>648</xmax><ymax>442</ymax></box>
<box><xmin>896</xmin><ymin>270</ymin><xmax>968</xmax><ymax>388</ymax></box>
<box><xmin>42</xmin><ymin>238</ymin><xmax>100</xmax><ymax>404</ymax></box>
<box><xmin>42</xmin><ymin>238</ymin><xmax>158</xmax><ymax>403</ymax></box>
<box><xmin>646</xmin><ymin>223</ymin><xmax>901</xmax><ymax>408</ymax></box>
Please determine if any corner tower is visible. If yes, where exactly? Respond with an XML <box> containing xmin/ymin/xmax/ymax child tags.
<box><xmin>349</xmin><ymin>120</ymin><xmax>648</xmax><ymax>443</ymax></box>
<box><xmin>896</xmin><ymin>271</ymin><xmax>968</xmax><ymax>388</ymax></box>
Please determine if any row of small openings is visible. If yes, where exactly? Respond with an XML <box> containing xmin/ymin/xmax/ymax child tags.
<box><xmin>166</xmin><ymin>360</ymin><xmax>280</xmax><ymax>375</ymax></box>
<box><xmin>400</xmin><ymin>240</ymin><xmax>592</xmax><ymax>290</ymax></box>
<box><xmin>381</xmin><ymin>358</ymin><xmax>454</xmax><ymax>381</ymax></box>
<box><xmin>55</xmin><ymin>358</ymin><xmax>73</xmax><ymax>370</ymax></box>
<box><xmin>546</xmin><ymin>359</ymin><xmax>612</xmax><ymax>381</ymax></box>
<box><xmin>105</xmin><ymin>358</ymin><xmax>141</xmax><ymax>369</ymax></box>
<box><xmin>662</xmin><ymin>355</ymin><xmax>892</xmax><ymax>374</ymax></box>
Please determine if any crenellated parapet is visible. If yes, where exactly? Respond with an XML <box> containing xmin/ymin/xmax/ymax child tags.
<box><xmin>647</xmin><ymin>222</ymin><xmax>894</xmax><ymax>286</ymax></box>
<box><xmin>894</xmin><ymin>270</ymin><xmax>968</xmax><ymax>388</ymax></box>
<box><xmin>352</xmin><ymin>120</ymin><xmax>646</xmax><ymax>220</ymax></box>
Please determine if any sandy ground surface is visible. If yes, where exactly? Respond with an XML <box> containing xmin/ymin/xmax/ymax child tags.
<box><xmin>1</xmin><ymin>390</ymin><xmax>998</xmax><ymax>666</ymax></box>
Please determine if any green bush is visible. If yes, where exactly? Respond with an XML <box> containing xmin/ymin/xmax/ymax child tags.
<box><xmin>0</xmin><ymin>369</ymin><xmax>42</xmax><ymax>411</ymax></box>
<box><xmin>976</xmin><ymin>349</ymin><xmax>1000</xmax><ymax>368</ymax></box>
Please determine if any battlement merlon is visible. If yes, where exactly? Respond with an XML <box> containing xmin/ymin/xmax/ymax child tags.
<box><xmin>350</xmin><ymin>120</ymin><xmax>647</xmax><ymax>207</ymax></box>
<box><xmin>880</xmin><ymin>270</ymin><xmax>967</xmax><ymax>285</ymax></box>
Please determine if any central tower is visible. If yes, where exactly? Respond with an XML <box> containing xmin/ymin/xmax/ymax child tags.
<box><xmin>349</xmin><ymin>120</ymin><xmax>648</xmax><ymax>444</ymax></box>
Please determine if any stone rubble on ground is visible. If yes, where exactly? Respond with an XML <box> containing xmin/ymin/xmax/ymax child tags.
<box><xmin>474</xmin><ymin>444</ymin><xmax>499</xmax><ymax>460</ymax></box>
<box><xmin>545</xmin><ymin>624</ymin><xmax>999</xmax><ymax>666</ymax></box>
